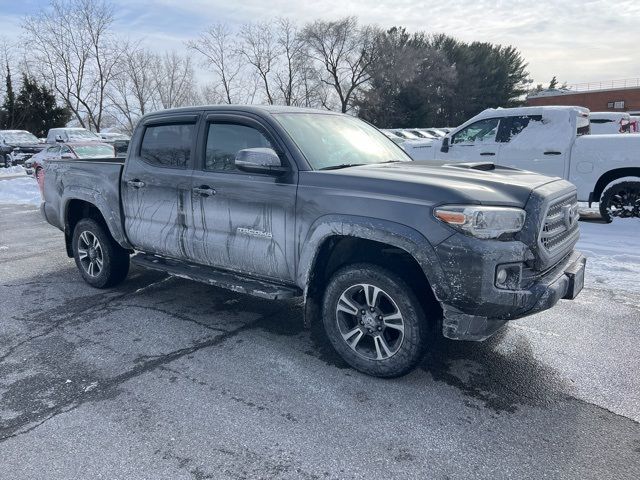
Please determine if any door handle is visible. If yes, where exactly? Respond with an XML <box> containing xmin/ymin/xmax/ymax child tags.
<box><xmin>192</xmin><ymin>186</ymin><xmax>216</xmax><ymax>197</ymax></box>
<box><xmin>127</xmin><ymin>179</ymin><xmax>145</xmax><ymax>188</ymax></box>
<box><xmin>480</xmin><ymin>152</ymin><xmax>495</xmax><ymax>156</ymax></box>
<box><xmin>544</xmin><ymin>151</ymin><xmax>562</xmax><ymax>155</ymax></box>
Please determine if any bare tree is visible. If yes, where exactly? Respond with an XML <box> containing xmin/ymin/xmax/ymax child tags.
<box><xmin>107</xmin><ymin>44</ymin><xmax>160</xmax><ymax>133</ymax></box>
<box><xmin>23</xmin><ymin>0</ymin><xmax>120</xmax><ymax>131</ymax></box>
<box><xmin>156</xmin><ymin>51</ymin><xmax>199</xmax><ymax>109</ymax></box>
<box><xmin>239</xmin><ymin>21</ymin><xmax>279</xmax><ymax>104</ymax></box>
<box><xmin>187</xmin><ymin>23</ymin><xmax>243</xmax><ymax>104</ymax></box>
<box><xmin>301</xmin><ymin>17</ymin><xmax>378</xmax><ymax>113</ymax></box>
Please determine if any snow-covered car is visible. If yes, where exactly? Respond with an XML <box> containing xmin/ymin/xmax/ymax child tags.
<box><xmin>404</xmin><ymin>129</ymin><xmax>438</xmax><ymax>140</ymax></box>
<box><xmin>431</xmin><ymin>106</ymin><xmax>640</xmax><ymax>221</ymax></box>
<box><xmin>419</xmin><ymin>128</ymin><xmax>448</xmax><ymax>138</ymax></box>
<box><xmin>0</xmin><ymin>130</ymin><xmax>46</xmax><ymax>168</ymax></box>
<box><xmin>380</xmin><ymin>129</ymin><xmax>437</xmax><ymax>161</ymax></box>
<box><xmin>99</xmin><ymin>132</ymin><xmax>130</xmax><ymax>157</ymax></box>
<box><xmin>589</xmin><ymin>112</ymin><xmax>632</xmax><ymax>135</ymax></box>
<box><xmin>29</xmin><ymin>142</ymin><xmax>115</xmax><ymax>194</ymax></box>
<box><xmin>45</xmin><ymin>127</ymin><xmax>102</xmax><ymax>144</ymax></box>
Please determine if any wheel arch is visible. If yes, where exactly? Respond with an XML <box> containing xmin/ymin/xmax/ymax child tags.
<box><xmin>592</xmin><ymin>167</ymin><xmax>640</xmax><ymax>202</ymax></box>
<box><xmin>62</xmin><ymin>191</ymin><xmax>131</xmax><ymax>257</ymax></box>
<box><xmin>298</xmin><ymin>215</ymin><xmax>449</xmax><ymax>328</ymax></box>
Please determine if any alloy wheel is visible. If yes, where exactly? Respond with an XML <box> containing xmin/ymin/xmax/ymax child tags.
<box><xmin>335</xmin><ymin>283</ymin><xmax>405</xmax><ymax>361</ymax></box>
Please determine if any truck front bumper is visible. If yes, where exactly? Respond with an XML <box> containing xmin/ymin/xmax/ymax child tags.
<box><xmin>433</xmin><ymin>234</ymin><xmax>586</xmax><ymax>341</ymax></box>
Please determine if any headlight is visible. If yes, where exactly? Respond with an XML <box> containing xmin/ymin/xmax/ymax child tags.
<box><xmin>434</xmin><ymin>205</ymin><xmax>526</xmax><ymax>239</ymax></box>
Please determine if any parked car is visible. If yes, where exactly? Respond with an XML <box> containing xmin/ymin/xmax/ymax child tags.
<box><xmin>430</xmin><ymin>106</ymin><xmax>639</xmax><ymax>221</ymax></box>
<box><xmin>0</xmin><ymin>130</ymin><xmax>46</xmax><ymax>167</ymax></box>
<box><xmin>405</xmin><ymin>129</ymin><xmax>438</xmax><ymax>139</ymax></box>
<box><xmin>45</xmin><ymin>127</ymin><xmax>102</xmax><ymax>144</ymax></box>
<box><xmin>41</xmin><ymin>105</ymin><xmax>585</xmax><ymax>378</ymax></box>
<box><xmin>28</xmin><ymin>142</ymin><xmax>115</xmax><ymax>194</ymax></box>
<box><xmin>419</xmin><ymin>128</ymin><xmax>448</xmax><ymax>138</ymax></box>
<box><xmin>380</xmin><ymin>129</ymin><xmax>438</xmax><ymax>161</ymax></box>
<box><xmin>99</xmin><ymin>132</ymin><xmax>131</xmax><ymax>157</ymax></box>
<box><xmin>589</xmin><ymin>112</ymin><xmax>632</xmax><ymax>134</ymax></box>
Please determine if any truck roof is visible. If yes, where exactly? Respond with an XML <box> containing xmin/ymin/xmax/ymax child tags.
<box><xmin>141</xmin><ymin>104</ymin><xmax>341</xmax><ymax>119</ymax></box>
<box><xmin>473</xmin><ymin>105</ymin><xmax>590</xmax><ymax>120</ymax></box>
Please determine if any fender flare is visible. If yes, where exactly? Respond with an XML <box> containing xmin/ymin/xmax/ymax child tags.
<box><xmin>296</xmin><ymin>214</ymin><xmax>451</xmax><ymax>303</ymax></box>
<box><xmin>61</xmin><ymin>187</ymin><xmax>132</xmax><ymax>249</ymax></box>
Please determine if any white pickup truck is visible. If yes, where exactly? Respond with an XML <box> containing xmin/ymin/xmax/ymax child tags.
<box><xmin>430</xmin><ymin>106</ymin><xmax>640</xmax><ymax>221</ymax></box>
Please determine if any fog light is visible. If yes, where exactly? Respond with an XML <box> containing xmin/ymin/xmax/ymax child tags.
<box><xmin>495</xmin><ymin>264</ymin><xmax>522</xmax><ymax>290</ymax></box>
<box><xmin>496</xmin><ymin>268</ymin><xmax>508</xmax><ymax>285</ymax></box>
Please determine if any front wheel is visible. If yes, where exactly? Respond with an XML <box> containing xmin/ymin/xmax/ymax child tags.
<box><xmin>72</xmin><ymin>218</ymin><xmax>130</xmax><ymax>288</ymax></box>
<box><xmin>322</xmin><ymin>263</ymin><xmax>428</xmax><ymax>378</ymax></box>
<box><xmin>599</xmin><ymin>179</ymin><xmax>640</xmax><ymax>222</ymax></box>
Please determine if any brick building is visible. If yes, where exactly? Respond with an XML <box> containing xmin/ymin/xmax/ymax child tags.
<box><xmin>527</xmin><ymin>78</ymin><xmax>640</xmax><ymax>114</ymax></box>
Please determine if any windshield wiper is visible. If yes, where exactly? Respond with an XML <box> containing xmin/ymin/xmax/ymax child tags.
<box><xmin>319</xmin><ymin>163</ymin><xmax>366</xmax><ymax>171</ymax></box>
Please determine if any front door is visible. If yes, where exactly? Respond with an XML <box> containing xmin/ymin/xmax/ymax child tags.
<box><xmin>121</xmin><ymin>117</ymin><xmax>197</xmax><ymax>258</ymax></box>
<box><xmin>437</xmin><ymin>117</ymin><xmax>502</xmax><ymax>163</ymax></box>
<box><xmin>185</xmin><ymin>114</ymin><xmax>297</xmax><ymax>282</ymax></box>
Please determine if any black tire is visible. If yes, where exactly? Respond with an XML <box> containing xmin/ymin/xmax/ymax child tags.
<box><xmin>322</xmin><ymin>263</ymin><xmax>428</xmax><ymax>378</ymax></box>
<box><xmin>599</xmin><ymin>180</ymin><xmax>640</xmax><ymax>223</ymax></box>
<box><xmin>72</xmin><ymin>218</ymin><xmax>130</xmax><ymax>288</ymax></box>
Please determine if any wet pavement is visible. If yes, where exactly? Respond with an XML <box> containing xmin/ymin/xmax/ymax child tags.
<box><xmin>1</xmin><ymin>204</ymin><xmax>639</xmax><ymax>479</ymax></box>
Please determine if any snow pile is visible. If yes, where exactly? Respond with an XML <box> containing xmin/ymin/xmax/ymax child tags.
<box><xmin>0</xmin><ymin>177</ymin><xmax>41</xmax><ymax>205</ymax></box>
<box><xmin>578</xmin><ymin>219</ymin><xmax>640</xmax><ymax>294</ymax></box>
<box><xmin>0</xmin><ymin>166</ymin><xmax>27</xmax><ymax>177</ymax></box>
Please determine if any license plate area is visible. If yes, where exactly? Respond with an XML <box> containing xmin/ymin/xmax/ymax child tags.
<box><xmin>563</xmin><ymin>258</ymin><xmax>586</xmax><ymax>300</ymax></box>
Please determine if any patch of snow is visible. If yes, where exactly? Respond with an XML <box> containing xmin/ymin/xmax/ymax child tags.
<box><xmin>0</xmin><ymin>177</ymin><xmax>41</xmax><ymax>205</ymax></box>
<box><xmin>0</xmin><ymin>166</ymin><xmax>27</xmax><ymax>177</ymax></box>
<box><xmin>506</xmin><ymin>109</ymin><xmax>574</xmax><ymax>152</ymax></box>
<box><xmin>601</xmin><ymin>176</ymin><xmax>640</xmax><ymax>194</ymax></box>
<box><xmin>578</xmin><ymin>218</ymin><xmax>640</xmax><ymax>294</ymax></box>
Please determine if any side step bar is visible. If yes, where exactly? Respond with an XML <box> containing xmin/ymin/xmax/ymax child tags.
<box><xmin>131</xmin><ymin>253</ymin><xmax>301</xmax><ymax>300</ymax></box>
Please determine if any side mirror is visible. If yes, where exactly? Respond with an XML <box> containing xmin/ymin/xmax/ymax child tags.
<box><xmin>440</xmin><ymin>137</ymin><xmax>450</xmax><ymax>153</ymax></box>
<box><xmin>235</xmin><ymin>148</ymin><xmax>287</xmax><ymax>175</ymax></box>
<box><xmin>55</xmin><ymin>135</ymin><xmax>64</xmax><ymax>143</ymax></box>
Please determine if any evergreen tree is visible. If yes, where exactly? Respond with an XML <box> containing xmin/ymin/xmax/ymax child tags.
<box><xmin>549</xmin><ymin>76</ymin><xmax>558</xmax><ymax>90</ymax></box>
<box><xmin>1</xmin><ymin>64</ymin><xmax>16</xmax><ymax>129</ymax></box>
<box><xmin>357</xmin><ymin>30</ymin><xmax>531</xmax><ymax>127</ymax></box>
<box><xmin>14</xmin><ymin>75</ymin><xmax>71</xmax><ymax>137</ymax></box>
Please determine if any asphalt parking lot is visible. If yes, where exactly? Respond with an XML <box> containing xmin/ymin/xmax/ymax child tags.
<box><xmin>1</xmin><ymin>203</ymin><xmax>639</xmax><ymax>479</ymax></box>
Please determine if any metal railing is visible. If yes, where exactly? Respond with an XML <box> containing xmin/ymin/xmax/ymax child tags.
<box><xmin>565</xmin><ymin>78</ymin><xmax>640</xmax><ymax>92</ymax></box>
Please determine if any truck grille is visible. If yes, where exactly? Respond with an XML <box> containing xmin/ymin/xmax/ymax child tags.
<box><xmin>539</xmin><ymin>193</ymin><xmax>579</xmax><ymax>255</ymax></box>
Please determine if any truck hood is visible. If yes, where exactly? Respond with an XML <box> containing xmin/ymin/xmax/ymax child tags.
<box><xmin>320</xmin><ymin>161</ymin><xmax>563</xmax><ymax>207</ymax></box>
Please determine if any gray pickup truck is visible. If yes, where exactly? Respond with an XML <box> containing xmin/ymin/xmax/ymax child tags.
<box><xmin>41</xmin><ymin>106</ymin><xmax>586</xmax><ymax>377</ymax></box>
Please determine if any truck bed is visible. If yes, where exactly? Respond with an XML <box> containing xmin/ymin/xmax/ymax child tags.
<box><xmin>42</xmin><ymin>158</ymin><xmax>128</xmax><ymax>247</ymax></box>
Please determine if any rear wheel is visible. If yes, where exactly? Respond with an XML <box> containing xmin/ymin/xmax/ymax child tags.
<box><xmin>599</xmin><ymin>179</ymin><xmax>640</xmax><ymax>222</ymax></box>
<box><xmin>322</xmin><ymin>263</ymin><xmax>428</xmax><ymax>378</ymax></box>
<box><xmin>72</xmin><ymin>218</ymin><xmax>130</xmax><ymax>288</ymax></box>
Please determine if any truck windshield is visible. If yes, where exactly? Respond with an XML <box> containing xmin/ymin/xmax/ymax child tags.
<box><xmin>273</xmin><ymin>113</ymin><xmax>411</xmax><ymax>170</ymax></box>
<box><xmin>67</xmin><ymin>130</ymin><xmax>101</xmax><ymax>141</ymax></box>
<box><xmin>1</xmin><ymin>131</ymin><xmax>39</xmax><ymax>144</ymax></box>
<box><xmin>72</xmin><ymin>145</ymin><xmax>115</xmax><ymax>158</ymax></box>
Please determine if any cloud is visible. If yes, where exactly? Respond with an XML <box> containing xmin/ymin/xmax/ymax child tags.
<box><xmin>4</xmin><ymin>0</ymin><xmax>640</xmax><ymax>84</ymax></box>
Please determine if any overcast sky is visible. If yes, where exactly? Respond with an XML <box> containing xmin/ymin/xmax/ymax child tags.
<box><xmin>1</xmin><ymin>0</ymin><xmax>638</xmax><ymax>87</ymax></box>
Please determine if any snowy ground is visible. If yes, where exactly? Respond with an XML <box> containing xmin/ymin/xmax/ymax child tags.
<box><xmin>0</xmin><ymin>174</ymin><xmax>41</xmax><ymax>205</ymax></box>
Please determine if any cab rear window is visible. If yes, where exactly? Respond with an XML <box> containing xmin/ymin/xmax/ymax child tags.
<box><xmin>140</xmin><ymin>123</ymin><xmax>195</xmax><ymax>168</ymax></box>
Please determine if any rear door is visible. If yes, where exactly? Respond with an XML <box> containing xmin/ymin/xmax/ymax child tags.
<box><xmin>184</xmin><ymin>113</ymin><xmax>297</xmax><ymax>282</ymax></box>
<box><xmin>496</xmin><ymin>115</ymin><xmax>568</xmax><ymax>178</ymax></box>
<box><xmin>438</xmin><ymin>117</ymin><xmax>502</xmax><ymax>163</ymax></box>
<box><xmin>121</xmin><ymin>114</ymin><xmax>198</xmax><ymax>258</ymax></box>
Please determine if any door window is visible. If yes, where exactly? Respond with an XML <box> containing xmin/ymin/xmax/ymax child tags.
<box><xmin>205</xmin><ymin>123</ymin><xmax>275</xmax><ymax>172</ymax></box>
<box><xmin>451</xmin><ymin>118</ymin><xmax>500</xmax><ymax>145</ymax></box>
<box><xmin>140</xmin><ymin>123</ymin><xmax>195</xmax><ymax>168</ymax></box>
<box><xmin>498</xmin><ymin>115</ymin><xmax>543</xmax><ymax>142</ymax></box>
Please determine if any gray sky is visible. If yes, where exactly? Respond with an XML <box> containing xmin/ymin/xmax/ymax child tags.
<box><xmin>1</xmin><ymin>0</ymin><xmax>638</xmax><ymax>86</ymax></box>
